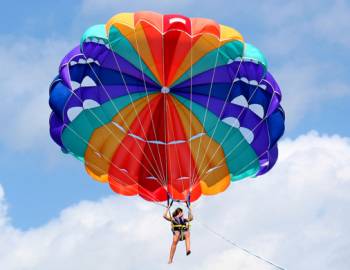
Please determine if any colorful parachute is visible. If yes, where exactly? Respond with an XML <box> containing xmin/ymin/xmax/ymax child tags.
<box><xmin>49</xmin><ymin>11</ymin><xmax>285</xmax><ymax>203</ymax></box>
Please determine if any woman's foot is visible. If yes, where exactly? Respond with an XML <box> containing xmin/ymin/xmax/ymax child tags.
<box><xmin>186</xmin><ymin>250</ymin><xmax>191</xmax><ymax>256</ymax></box>
<box><xmin>168</xmin><ymin>260</ymin><xmax>173</xmax><ymax>264</ymax></box>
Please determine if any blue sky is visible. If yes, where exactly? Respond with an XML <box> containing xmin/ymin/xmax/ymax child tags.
<box><xmin>0</xmin><ymin>1</ymin><xmax>349</xmax><ymax>269</ymax></box>
<box><xmin>0</xmin><ymin>1</ymin><xmax>350</xmax><ymax>228</ymax></box>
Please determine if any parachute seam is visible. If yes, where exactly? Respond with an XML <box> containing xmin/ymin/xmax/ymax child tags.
<box><xmin>104</xmin><ymin>28</ymin><xmax>167</xmax><ymax>184</ymax></box>
<box><xmin>195</xmin><ymin>49</ymin><xmax>264</xmax><ymax>178</ymax></box>
<box><xmin>63</xmin><ymin>123</ymin><xmax>167</xmax><ymax>204</ymax></box>
<box><xmin>132</xmin><ymin>23</ymin><xmax>167</xmax><ymax>185</ymax></box>
<box><xmin>197</xmin><ymin>76</ymin><xmax>278</xmax><ymax>179</ymax></box>
<box><xmin>191</xmin><ymin>40</ymin><xmax>222</xmax><ymax>186</ymax></box>
<box><xmin>76</xmin><ymin>48</ymin><xmax>165</xmax><ymax>184</ymax></box>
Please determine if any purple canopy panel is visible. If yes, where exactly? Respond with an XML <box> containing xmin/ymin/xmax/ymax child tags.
<box><xmin>49</xmin><ymin>112</ymin><xmax>64</xmax><ymax>148</ymax></box>
<box><xmin>81</xmin><ymin>42</ymin><xmax>159</xmax><ymax>87</ymax></box>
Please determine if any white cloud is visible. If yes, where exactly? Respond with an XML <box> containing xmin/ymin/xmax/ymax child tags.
<box><xmin>0</xmin><ymin>37</ymin><xmax>73</xmax><ymax>151</ymax></box>
<box><xmin>0</xmin><ymin>185</ymin><xmax>8</xmax><ymax>228</ymax></box>
<box><xmin>2</xmin><ymin>0</ymin><xmax>349</xmax><ymax>151</ymax></box>
<box><xmin>80</xmin><ymin>0</ymin><xmax>192</xmax><ymax>15</ymax></box>
<box><xmin>240</xmin><ymin>1</ymin><xmax>350</xmax><ymax>132</ymax></box>
<box><xmin>75</xmin><ymin>0</ymin><xmax>350</xmax><ymax>133</ymax></box>
<box><xmin>0</xmin><ymin>132</ymin><xmax>349</xmax><ymax>269</ymax></box>
<box><xmin>248</xmin><ymin>0</ymin><xmax>350</xmax><ymax>53</ymax></box>
<box><xmin>311</xmin><ymin>0</ymin><xmax>350</xmax><ymax>48</ymax></box>
<box><xmin>274</xmin><ymin>62</ymin><xmax>350</xmax><ymax>129</ymax></box>
<box><xmin>194</xmin><ymin>249</ymin><xmax>273</xmax><ymax>270</ymax></box>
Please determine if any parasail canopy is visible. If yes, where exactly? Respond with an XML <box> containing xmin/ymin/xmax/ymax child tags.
<box><xmin>49</xmin><ymin>11</ymin><xmax>285</xmax><ymax>203</ymax></box>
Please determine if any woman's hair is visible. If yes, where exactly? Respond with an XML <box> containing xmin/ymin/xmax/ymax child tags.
<box><xmin>172</xmin><ymin>207</ymin><xmax>183</xmax><ymax>218</ymax></box>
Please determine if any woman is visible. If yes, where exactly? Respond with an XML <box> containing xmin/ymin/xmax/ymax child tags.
<box><xmin>163</xmin><ymin>205</ymin><xmax>193</xmax><ymax>264</ymax></box>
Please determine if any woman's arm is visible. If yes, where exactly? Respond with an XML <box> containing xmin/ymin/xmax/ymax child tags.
<box><xmin>188</xmin><ymin>206</ymin><xmax>193</xmax><ymax>221</ymax></box>
<box><xmin>163</xmin><ymin>206</ymin><xmax>172</xmax><ymax>221</ymax></box>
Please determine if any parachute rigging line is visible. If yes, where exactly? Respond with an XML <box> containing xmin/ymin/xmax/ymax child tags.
<box><xmin>132</xmin><ymin>25</ymin><xmax>167</xmax><ymax>183</ymax></box>
<box><xmin>104</xmin><ymin>30</ymin><xmax>166</xmax><ymax>184</ymax></box>
<box><xmin>196</xmin><ymin>218</ymin><xmax>286</xmax><ymax>270</ymax></box>
<box><xmin>63</xmin><ymin>122</ymin><xmax>168</xmax><ymax>207</ymax></box>
<box><xmin>49</xmin><ymin>11</ymin><xmax>285</xmax><ymax>202</ymax></box>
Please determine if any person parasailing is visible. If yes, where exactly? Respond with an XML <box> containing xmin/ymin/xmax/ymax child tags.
<box><xmin>163</xmin><ymin>196</ymin><xmax>193</xmax><ymax>264</ymax></box>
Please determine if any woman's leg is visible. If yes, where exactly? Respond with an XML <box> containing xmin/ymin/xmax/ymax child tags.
<box><xmin>184</xmin><ymin>231</ymin><xmax>191</xmax><ymax>255</ymax></box>
<box><xmin>168</xmin><ymin>232</ymin><xmax>180</xmax><ymax>264</ymax></box>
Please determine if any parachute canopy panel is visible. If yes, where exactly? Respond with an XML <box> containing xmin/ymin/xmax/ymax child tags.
<box><xmin>49</xmin><ymin>11</ymin><xmax>285</xmax><ymax>203</ymax></box>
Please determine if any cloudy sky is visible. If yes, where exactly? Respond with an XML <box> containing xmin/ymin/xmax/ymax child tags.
<box><xmin>0</xmin><ymin>0</ymin><xmax>349</xmax><ymax>269</ymax></box>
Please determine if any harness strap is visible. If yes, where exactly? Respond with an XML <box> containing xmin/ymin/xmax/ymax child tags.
<box><xmin>171</xmin><ymin>223</ymin><xmax>191</xmax><ymax>230</ymax></box>
<box><xmin>172</xmin><ymin>224</ymin><xmax>188</xmax><ymax>228</ymax></box>
<box><xmin>186</xmin><ymin>193</ymin><xmax>191</xmax><ymax>208</ymax></box>
<box><xmin>167</xmin><ymin>192</ymin><xmax>191</xmax><ymax>207</ymax></box>
<box><xmin>167</xmin><ymin>193</ymin><xmax>174</xmax><ymax>208</ymax></box>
